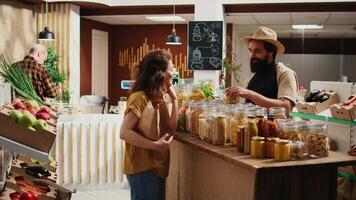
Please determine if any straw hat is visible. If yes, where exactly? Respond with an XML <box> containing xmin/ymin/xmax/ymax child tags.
<box><xmin>241</xmin><ymin>26</ymin><xmax>285</xmax><ymax>55</ymax></box>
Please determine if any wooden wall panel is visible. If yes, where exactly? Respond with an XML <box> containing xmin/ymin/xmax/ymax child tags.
<box><xmin>36</xmin><ymin>3</ymin><xmax>71</xmax><ymax>93</ymax></box>
<box><xmin>111</xmin><ymin>24</ymin><xmax>189</xmax><ymax>105</ymax></box>
<box><xmin>0</xmin><ymin>0</ymin><xmax>36</xmax><ymax>61</ymax></box>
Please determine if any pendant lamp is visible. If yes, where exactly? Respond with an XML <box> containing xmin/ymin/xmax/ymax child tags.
<box><xmin>166</xmin><ymin>4</ymin><xmax>182</xmax><ymax>45</ymax></box>
<box><xmin>38</xmin><ymin>1</ymin><xmax>55</xmax><ymax>41</ymax></box>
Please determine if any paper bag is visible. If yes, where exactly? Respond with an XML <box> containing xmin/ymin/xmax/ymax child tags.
<box><xmin>137</xmin><ymin>94</ymin><xmax>172</xmax><ymax>141</ymax></box>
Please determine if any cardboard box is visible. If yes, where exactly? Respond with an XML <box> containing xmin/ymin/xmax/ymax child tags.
<box><xmin>330</xmin><ymin>104</ymin><xmax>356</xmax><ymax>121</ymax></box>
<box><xmin>0</xmin><ymin>106</ymin><xmax>56</xmax><ymax>153</ymax></box>
<box><xmin>296</xmin><ymin>91</ymin><xmax>339</xmax><ymax>114</ymax></box>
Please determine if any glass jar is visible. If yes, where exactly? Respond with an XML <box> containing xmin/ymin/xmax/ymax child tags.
<box><xmin>280</xmin><ymin>121</ymin><xmax>303</xmax><ymax>141</ymax></box>
<box><xmin>260</xmin><ymin>115</ymin><xmax>279</xmax><ymax>138</ymax></box>
<box><xmin>190</xmin><ymin>102</ymin><xmax>203</xmax><ymax>136</ymax></box>
<box><xmin>290</xmin><ymin>141</ymin><xmax>305</xmax><ymax>160</ymax></box>
<box><xmin>266</xmin><ymin>137</ymin><xmax>279</xmax><ymax>158</ymax></box>
<box><xmin>244</xmin><ymin>116</ymin><xmax>258</xmax><ymax>154</ymax></box>
<box><xmin>225</xmin><ymin>105</ymin><xmax>237</xmax><ymax>145</ymax></box>
<box><xmin>177</xmin><ymin>100</ymin><xmax>189</xmax><ymax>131</ymax></box>
<box><xmin>251</xmin><ymin>136</ymin><xmax>266</xmax><ymax>158</ymax></box>
<box><xmin>185</xmin><ymin>101</ymin><xmax>193</xmax><ymax>132</ymax></box>
<box><xmin>211</xmin><ymin>110</ymin><xmax>228</xmax><ymax>145</ymax></box>
<box><xmin>189</xmin><ymin>84</ymin><xmax>205</xmax><ymax>101</ymax></box>
<box><xmin>295</xmin><ymin>120</ymin><xmax>311</xmax><ymax>142</ymax></box>
<box><xmin>198</xmin><ymin>104</ymin><xmax>216</xmax><ymax>141</ymax></box>
<box><xmin>274</xmin><ymin>139</ymin><xmax>291</xmax><ymax>161</ymax></box>
<box><xmin>237</xmin><ymin>126</ymin><xmax>245</xmax><ymax>153</ymax></box>
<box><xmin>306</xmin><ymin>123</ymin><xmax>329</xmax><ymax>157</ymax></box>
<box><xmin>269</xmin><ymin>107</ymin><xmax>287</xmax><ymax>126</ymax></box>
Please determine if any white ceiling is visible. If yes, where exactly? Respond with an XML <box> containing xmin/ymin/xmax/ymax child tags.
<box><xmin>84</xmin><ymin>12</ymin><xmax>356</xmax><ymax>38</ymax></box>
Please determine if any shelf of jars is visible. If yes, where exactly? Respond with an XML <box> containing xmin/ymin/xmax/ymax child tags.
<box><xmin>178</xmin><ymin>101</ymin><xmax>331</xmax><ymax>162</ymax></box>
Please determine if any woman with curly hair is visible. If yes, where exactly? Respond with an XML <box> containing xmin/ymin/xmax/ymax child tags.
<box><xmin>120</xmin><ymin>49</ymin><xmax>178</xmax><ymax>200</ymax></box>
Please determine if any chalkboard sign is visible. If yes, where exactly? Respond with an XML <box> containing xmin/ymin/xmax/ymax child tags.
<box><xmin>188</xmin><ymin>21</ymin><xmax>223</xmax><ymax>70</ymax></box>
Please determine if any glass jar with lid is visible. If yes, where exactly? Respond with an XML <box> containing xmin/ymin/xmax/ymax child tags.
<box><xmin>274</xmin><ymin>139</ymin><xmax>291</xmax><ymax>161</ymax></box>
<box><xmin>225</xmin><ymin>105</ymin><xmax>237</xmax><ymax>145</ymax></box>
<box><xmin>236</xmin><ymin>126</ymin><xmax>246</xmax><ymax>152</ymax></box>
<box><xmin>190</xmin><ymin>102</ymin><xmax>203</xmax><ymax>136</ymax></box>
<box><xmin>211</xmin><ymin>105</ymin><xmax>228</xmax><ymax>145</ymax></box>
<box><xmin>198</xmin><ymin>104</ymin><xmax>216</xmax><ymax>141</ymax></box>
<box><xmin>260</xmin><ymin>115</ymin><xmax>279</xmax><ymax>138</ymax></box>
<box><xmin>266</xmin><ymin>137</ymin><xmax>279</xmax><ymax>158</ymax></box>
<box><xmin>280</xmin><ymin>121</ymin><xmax>303</xmax><ymax>141</ymax></box>
<box><xmin>189</xmin><ymin>84</ymin><xmax>205</xmax><ymax>101</ymax></box>
<box><xmin>269</xmin><ymin>107</ymin><xmax>287</xmax><ymax>124</ymax></box>
<box><xmin>251</xmin><ymin>136</ymin><xmax>266</xmax><ymax>158</ymax></box>
<box><xmin>230</xmin><ymin>106</ymin><xmax>247</xmax><ymax>146</ymax></box>
<box><xmin>185</xmin><ymin>101</ymin><xmax>194</xmax><ymax>133</ymax></box>
<box><xmin>177</xmin><ymin>100</ymin><xmax>189</xmax><ymax>131</ymax></box>
<box><xmin>290</xmin><ymin>141</ymin><xmax>305</xmax><ymax>160</ymax></box>
<box><xmin>306</xmin><ymin>123</ymin><xmax>329</xmax><ymax>157</ymax></box>
<box><xmin>244</xmin><ymin>116</ymin><xmax>258</xmax><ymax>154</ymax></box>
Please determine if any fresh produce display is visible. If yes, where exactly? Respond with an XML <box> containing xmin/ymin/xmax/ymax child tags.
<box><xmin>305</xmin><ymin>89</ymin><xmax>330</xmax><ymax>103</ymax></box>
<box><xmin>8</xmin><ymin>100</ymin><xmax>52</xmax><ymax>131</ymax></box>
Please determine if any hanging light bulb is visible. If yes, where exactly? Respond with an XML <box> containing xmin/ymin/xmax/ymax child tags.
<box><xmin>166</xmin><ymin>4</ymin><xmax>182</xmax><ymax>45</ymax></box>
<box><xmin>38</xmin><ymin>1</ymin><xmax>55</xmax><ymax>41</ymax></box>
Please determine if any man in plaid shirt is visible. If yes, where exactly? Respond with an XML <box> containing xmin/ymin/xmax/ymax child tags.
<box><xmin>18</xmin><ymin>44</ymin><xmax>57</xmax><ymax>100</ymax></box>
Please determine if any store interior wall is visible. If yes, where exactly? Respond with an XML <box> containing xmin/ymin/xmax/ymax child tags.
<box><xmin>0</xmin><ymin>0</ymin><xmax>36</xmax><ymax>61</ymax></box>
<box><xmin>80</xmin><ymin>18</ymin><xmax>112</xmax><ymax>97</ymax></box>
<box><xmin>111</xmin><ymin>24</ymin><xmax>188</xmax><ymax>105</ymax></box>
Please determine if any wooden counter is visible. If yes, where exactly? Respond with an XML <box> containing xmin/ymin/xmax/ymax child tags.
<box><xmin>166</xmin><ymin>132</ymin><xmax>356</xmax><ymax>200</ymax></box>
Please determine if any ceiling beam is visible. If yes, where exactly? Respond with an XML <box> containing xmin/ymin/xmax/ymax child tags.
<box><xmin>80</xmin><ymin>5</ymin><xmax>194</xmax><ymax>16</ymax></box>
<box><xmin>225</xmin><ymin>2</ymin><xmax>356</xmax><ymax>13</ymax></box>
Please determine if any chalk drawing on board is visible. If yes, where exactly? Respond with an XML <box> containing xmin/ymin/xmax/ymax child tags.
<box><xmin>193</xmin><ymin>24</ymin><xmax>203</xmax><ymax>41</ymax></box>
<box><xmin>209</xmin><ymin>57</ymin><xmax>222</xmax><ymax>69</ymax></box>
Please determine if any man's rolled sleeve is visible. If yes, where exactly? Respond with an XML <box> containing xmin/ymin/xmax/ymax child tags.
<box><xmin>277</xmin><ymin>71</ymin><xmax>297</xmax><ymax>106</ymax></box>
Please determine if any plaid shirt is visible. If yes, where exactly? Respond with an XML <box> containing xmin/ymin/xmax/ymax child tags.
<box><xmin>17</xmin><ymin>56</ymin><xmax>57</xmax><ymax>100</ymax></box>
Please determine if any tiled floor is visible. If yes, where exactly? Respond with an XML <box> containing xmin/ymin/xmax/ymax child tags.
<box><xmin>72</xmin><ymin>189</ymin><xmax>130</xmax><ymax>200</ymax></box>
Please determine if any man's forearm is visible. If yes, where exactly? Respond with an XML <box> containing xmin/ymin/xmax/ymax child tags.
<box><xmin>247</xmin><ymin>91</ymin><xmax>291</xmax><ymax>113</ymax></box>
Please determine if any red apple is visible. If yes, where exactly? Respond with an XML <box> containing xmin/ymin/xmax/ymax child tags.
<box><xmin>13</xmin><ymin>102</ymin><xmax>26</xmax><ymax>110</ymax></box>
<box><xmin>28</xmin><ymin>107</ymin><xmax>38</xmax><ymax>115</ymax></box>
<box><xmin>19</xmin><ymin>192</ymin><xmax>38</xmax><ymax>200</ymax></box>
<box><xmin>37</xmin><ymin>106</ymin><xmax>51</xmax><ymax>114</ymax></box>
<box><xmin>35</xmin><ymin>112</ymin><xmax>51</xmax><ymax>121</ymax></box>
<box><xmin>10</xmin><ymin>192</ymin><xmax>21</xmax><ymax>199</ymax></box>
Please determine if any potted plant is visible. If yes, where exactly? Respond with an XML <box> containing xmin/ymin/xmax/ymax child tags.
<box><xmin>44</xmin><ymin>47</ymin><xmax>71</xmax><ymax>103</ymax></box>
<box><xmin>222</xmin><ymin>35</ymin><xmax>242</xmax><ymax>88</ymax></box>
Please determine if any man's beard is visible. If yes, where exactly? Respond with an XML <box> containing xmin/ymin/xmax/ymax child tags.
<box><xmin>250</xmin><ymin>55</ymin><xmax>270</xmax><ymax>74</ymax></box>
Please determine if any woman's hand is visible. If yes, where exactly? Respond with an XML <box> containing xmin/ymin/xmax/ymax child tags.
<box><xmin>153</xmin><ymin>134</ymin><xmax>174</xmax><ymax>152</ymax></box>
<box><xmin>166</xmin><ymin>84</ymin><xmax>177</xmax><ymax>101</ymax></box>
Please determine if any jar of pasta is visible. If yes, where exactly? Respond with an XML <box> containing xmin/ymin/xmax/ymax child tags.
<box><xmin>190</xmin><ymin>102</ymin><xmax>203</xmax><ymax>136</ymax></box>
<box><xmin>198</xmin><ymin>104</ymin><xmax>216</xmax><ymax>142</ymax></box>
<box><xmin>290</xmin><ymin>141</ymin><xmax>305</xmax><ymax>160</ymax></box>
<box><xmin>280</xmin><ymin>121</ymin><xmax>303</xmax><ymax>141</ymax></box>
<box><xmin>306</xmin><ymin>123</ymin><xmax>329</xmax><ymax>157</ymax></box>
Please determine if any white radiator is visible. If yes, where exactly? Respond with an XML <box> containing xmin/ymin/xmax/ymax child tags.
<box><xmin>56</xmin><ymin>114</ymin><xmax>125</xmax><ymax>189</ymax></box>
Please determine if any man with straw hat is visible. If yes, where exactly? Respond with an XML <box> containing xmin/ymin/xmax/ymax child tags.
<box><xmin>226</xmin><ymin>26</ymin><xmax>298</xmax><ymax>113</ymax></box>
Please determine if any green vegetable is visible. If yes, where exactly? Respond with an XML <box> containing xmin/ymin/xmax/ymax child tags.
<box><xmin>200</xmin><ymin>82</ymin><xmax>214</xmax><ymax>100</ymax></box>
<box><xmin>0</xmin><ymin>55</ymin><xmax>44</xmax><ymax>106</ymax></box>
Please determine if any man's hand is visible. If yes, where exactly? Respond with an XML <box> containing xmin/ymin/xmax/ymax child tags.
<box><xmin>226</xmin><ymin>87</ymin><xmax>252</xmax><ymax>99</ymax></box>
<box><xmin>153</xmin><ymin>134</ymin><xmax>174</xmax><ymax>153</ymax></box>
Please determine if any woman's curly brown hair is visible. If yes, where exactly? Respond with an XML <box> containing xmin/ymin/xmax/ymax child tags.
<box><xmin>131</xmin><ymin>49</ymin><xmax>172</xmax><ymax>99</ymax></box>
